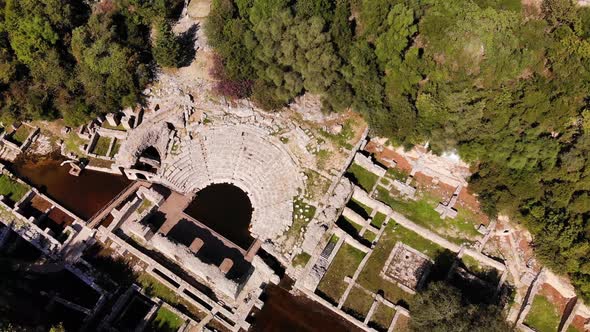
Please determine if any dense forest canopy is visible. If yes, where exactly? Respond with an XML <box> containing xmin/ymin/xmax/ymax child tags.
<box><xmin>207</xmin><ymin>0</ymin><xmax>590</xmax><ymax>301</ymax></box>
<box><xmin>0</xmin><ymin>0</ymin><xmax>185</xmax><ymax>126</ymax></box>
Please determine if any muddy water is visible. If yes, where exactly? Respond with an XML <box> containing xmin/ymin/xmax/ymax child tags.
<box><xmin>184</xmin><ymin>183</ymin><xmax>254</xmax><ymax>250</ymax></box>
<box><xmin>10</xmin><ymin>153</ymin><xmax>131</xmax><ymax>220</ymax></box>
<box><xmin>251</xmin><ymin>285</ymin><xmax>362</xmax><ymax>332</ymax></box>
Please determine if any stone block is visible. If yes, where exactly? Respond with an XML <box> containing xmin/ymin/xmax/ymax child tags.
<box><xmin>220</xmin><ymin>258</ymin><xmax>233</xmax><ymax>275</ymax></box>
<box><xmin>106</xmin><ymin>113</ymin><xmax>120</xmax><ymax>127</ymax></box>
<box><xmin>189</xmin><ymin>238</ymin><xmax>204</xmax><ymax>253</ymax></box>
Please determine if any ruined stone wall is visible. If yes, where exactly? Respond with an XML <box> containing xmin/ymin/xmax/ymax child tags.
<box><xmin>149</xmin><ymin>233</ymin><xmax>243</xmax><ymax>299</ymax></box>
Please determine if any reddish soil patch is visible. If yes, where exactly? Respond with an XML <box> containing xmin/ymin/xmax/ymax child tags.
<box><xmin>517</xmin><ymin>235</ymin><xmax>536</xmax><ymax>264</ymax></box>
<box><xmin>393</xmin><ymin>314</ymin><xmax>410</xmax><ymax>332</ymax></box>
<box><xmin>31</xmin><ymin>195</ymin><xmax>52</xmax><ymax>212</ymax></box>
<box><xmin>539</xmin><ymin>283</ymin><xmax>569</xmax><ymax>315</ymax></box>
<box><xmin>571</xmin><ymin>314</ymin><xmax>588</xmax><ymax>332</ymax></box>
<box><xmin>415</xmin><ymin>177</ymin><xmax>455</xmax><ymax>203</ymax></box>
<box><xmin>457</xmin><ymin>188</ymin><xmax>481</xmax><ymax>211</ymax></box>
<box><xmin>364</xmin><ymin>142</ymin><xmax>412</xmax><ymax>172</ymax></box>
<box><xmin>47</xmin><ymin>208</ymin><xmax>75</xmax><ymax>226</ymax></box>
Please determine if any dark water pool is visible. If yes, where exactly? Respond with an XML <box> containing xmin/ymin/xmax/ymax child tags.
<box><xmin>251</xmin><ymin>285</ymin><xmax>362</xmax><ymax>332</ymax></box>
<box><xmin>10</xmin><ymin>154</ymin><xmax>132</xmax><ymax>220</ymax></box>
<box><xmin>184</xmin><ymin>183</ymin><xmax>254</xmax><ymax>250</ymax></box>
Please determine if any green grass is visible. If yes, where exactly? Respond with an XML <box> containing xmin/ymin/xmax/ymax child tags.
<box><xmin>348</xmin><ymin>163</ymin><xmax>379</xmax><ymax>192</ymax></box>
<box><xmin>138</xmin><ymin>273</ymin><xmax>206</xmax><ymax>321</ymax></box>
<box><xmin>371</xmin><ymin>212</ymin><xmax>387</xmax><ymax>228</ymax></box>
<box><xmin>376</xmin><ymin>187</ymin><xmax>479</xmax><ymax>243</ymax></box>
<box><xmin>150</xmin><ymin>307</ymin><xmax>184</xmax><ymax>332</ymax></box>
<box><xmin>292</xmin><ymin>252</ymin><xmax>311</xmax><ymax>268</ymax></box>
<box><xmin>317</xmin><ymin>243</ymin><xmax>366</xmax><ymax>303</ymax></box>
<box><xmin>92</xmin><ymin>136</ymin><xmax>112</xmax><ymax>156</ymax></box>
<box><xmin>461</xmin><ymin>254</ymin><xmax>481</xmax><ymax>272</ymax></box>
<box><xmin>137</xmin><ymin>199</ymin><xmax>153</xmax><ymax>214</ymax></box>
<box><xmin>524</xmin><ymin>295</ymin><xmax>561</xmax><ymax>332</ymax></box>
<box><xmin>0</xmin><ymin>175</ymin><xmax>29</xmax><ymax>203</ymax></box>
<box><xmin>363</xmin><ymin>230</ymin><xmax>377</xmax><ymax>243</ymax></box>
<box><xmin>342</xmin><ymin>286</ymin><xmax>374</xmax><ymax>320</ymax></box>
<box><xmin>319</xmin><ymin>120</ymin><xmax>355</xmax><ymax>150</ymax></box>
<box><xmin>386</xmin><ymin>167</ymin><xmax>409</xmax><ymax>182</ymax></box>
<box><xmin>64</xmin><ymin>132</ymin><xmax>87</xmax><ymax>157</ymax></box>
<box><xmin>460</xmin><ymin>254</ymin><xmax>501</xmax><ymax>284</ymax></box>
<box><xmin>304</xmin><ymin>169</ymin><xmax>331</xmax><ymax>200</ymax></box>
<box><xmin>283</xmin><ymin>197</ymin><xmax>317</xmax><ymax>245</ymax></box>
<box><xmin>567</xmin><ymin>325</ymin><xmax>583</xmax><ymax>332</ymax></box>
<box><xmin>342</xmin><ymin>216</ymin><xmax>363</xmax><ymax>233</ymax></box>
<box><xmin>102</xmin><ymin>122</ymin><xmax>127</xmax><ymax>131</ymax></box>
<box><xmin>356</xmin><ymin>221</ymin><xmax>445</xmax><ymax>305</ymax></box>
<box><xmin>10</xmin><ymin>125</ymin><xmax>32</xmax><ymax>145</ymax></box>
<box><xmin>329</xmin><ymin>234</ymin><xmax>340</xmax><ymax>244</ymax></box>
<box><xmin>110</xmin><ymin>139</ymin><xmax>121</xmax><ymax>158</ymax></box>
<box><xmin>350</xmin><ymin>198</ymin><xmax>373</xmax><ymax>216</ymax></box>
<box><xmin>369</xmin><ymin>304</ymin><xmax>396</xmax><ymax>331</ymax></box>
<box><xmin>316</xmin><ymin>149</ymin><xmax>331</xmax><ymax>169</ymax></box>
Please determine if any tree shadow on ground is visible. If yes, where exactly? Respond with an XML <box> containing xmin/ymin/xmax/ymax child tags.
<box><xmin>177</xmin><ymin>24</ymin><xmax>199</xmax><ymax>68</ymax></box>
<box><xmin>423</xmin><ymin>250</ymin><xmax>513</xmax><ymax>306</ymax></box>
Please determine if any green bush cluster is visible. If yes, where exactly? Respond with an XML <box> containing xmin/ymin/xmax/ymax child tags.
<box><xmin>0</xmin><ymin>0</ymin><xmax>183</xmax><ymax>126</ymax></box>
<box><xmin>207</xmin><ymin>0</ymin><xmax>590</xmax><ymax>302</ymax></box>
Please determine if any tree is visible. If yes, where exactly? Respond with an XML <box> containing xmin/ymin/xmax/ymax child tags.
<box><xmin>410</xmin><ymin>282</ymin><xmax>510</xmax><ymax>332</ymax></box>
<box><xmin>153</xmin><ymin>20</ymin><xmax>182</xmax><ymax>68</ymax></box>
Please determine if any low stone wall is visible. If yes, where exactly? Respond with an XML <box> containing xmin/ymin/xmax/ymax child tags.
<box><xmin>353</xmin><ymin>153</ymin><xmax>386</xmax><ymax>177</ymax></box>
<box><xmin>150</xmin><ymin>233</ymin><xmax>242</xmax><ymax>300</ymax></box>
<box><xmin>0</xmin><ymin>194</ymin><xmax>62</xmax><ymax>257</ymax></box>
<box><xmin>84</xmin><ymin>165</ymin><xmax>123</xmax><ymax>175</ymax></box>
<box><xmin>96</xmin><ymin>226</ymin><xmax>238</xmax><ymax>331</ymax></box>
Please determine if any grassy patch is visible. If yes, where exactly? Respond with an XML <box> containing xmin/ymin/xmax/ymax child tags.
<box><xmin>371</xmin><ymin>212</ymin><xmax>387</xmax><ymax>229</ymax></box>
<box><xmin>317</xmin><ymin>243</ymin><xmax>366</xmax><ymax>303</ymax></box>
<box><xmin>138</xmin><ymin>273</ymin><xmax>206</xmax><ymax>321</ymax></box>
<box><xmin>363</xmin><ymin>230</ymin><xmax>377</xmax><ymax>243</ymax></box>
<box><xmin>319</xmin><ymin>120</ymin><xmax>355</xmax><ymax>150</ymax></box>
<box><xmin>336</xmin><ymin>216</ymin><xmax>364</xmax><ymax>238</ymax></box>
<box><xmin>292</xmin><ymin>252</ymin><xmax>311</xmax><ymax>268</ymax></box>
<box><xmin>10</xmin><ymin>125</ymin><xmax>32</xmax><ymax>145</ymax></box>
<box><xmin>329</xmin><ymin>234</ymin><xmax>340</xmax><ymax>244</ymax></box>
<box><xmin>524</xmin><ymin>295</ymin><xmax>561</xmax><ymax>332</ymax></box>
<box><xmin>92</xmin><ymin>136</ymin><xmax>112</xmax><ymax>156</ymax></box>
<box><xmin>348</xmin><ymin>163</ymin><xmax>379</xmax><ymax>192</ymax></box>
<box><xmin>102</xmin><ymin>122</ymin><xmax>127</xmax><ymax>131</ymax></box>
<box><xmin>0</xmin><ymin>175</ymin><xmax>29</xmax><ymax>203</ymax></box>
<box><xmin>349</xmin><ymin>198</ymin><xmax>373</xmax><ymax>216</ymax></box>
<box><xmin>316</xmin><ymin>149</ymin><xmax>331</xmax><ymax>169</ymax></box>
<box><xmin>356</xmin><ymin>221</ymin><xmax>445</xmax><ymax>305</ymax></box>
<box><xmin>567</xmin><ymin>326</ymin><xmax>583</xmax><ymax>332</ymax></box>
<box><xmin>461</xmin><ymin>254</ymin><xmax>481</xmax><ymax>272</ymax></box>
<box><xmin>386</xmin><ymin>168</ymin><xmax>409</xmax><ymax>182</ymax></box>
<box><xmin>304</xmin><ymin>169</ymin><xmax>331</xmax><ymax>201</ymax></box>
<box><xmin>137</xmin><ymin>199</ymin><xmax>153</xmax><ymax>214</ymax></box>
<box><xmin>110</xmin><ymin>139</ymin><xmax>121</xmax><ymax>158</ymax></box>
<box><xmin>283</xmin><ymin>197</ymin><xmax>317</xmax><ymax>245</ymax></box>
<box><xmin>376</xmin><ymin>187</ymin><xmax>479</xmax><ymax>243</ymax></box>
<box><xmin>460</xmin><ymin>254</ymin><xmax>501</xmax><ymax>285</ymax></box>
<box><xmin>64</xmin><ymin>132</ymin><xmax>88</xmax><ymax>157</ymax></box>
<box><xmin>369</xmin><ymin>304</ymin><xmax>396</xmax><ymax>331</ymax></box>
<box><xmin>342</xmin><ymin>286</ymin><xmax>374</xmax><ymax>321</ymax></box>
<box><xmin>150</xmin><ymin>307</ymin><xmax>183</xmax><ymax>332</ymax></box>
